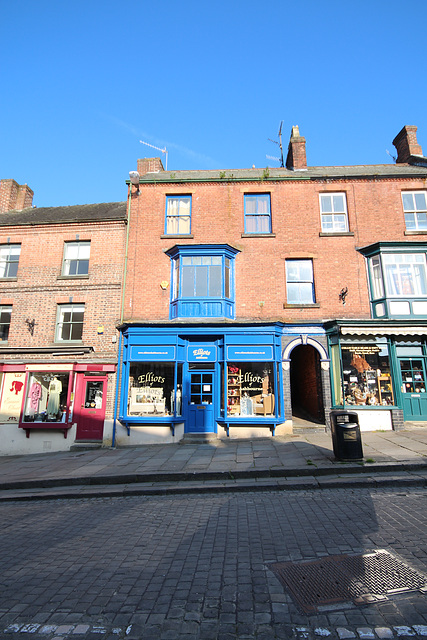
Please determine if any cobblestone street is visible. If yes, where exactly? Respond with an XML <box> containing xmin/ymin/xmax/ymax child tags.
<box><xmin>1</xmin><ymin>488</ymin><xmax>427</xmax><ymax>639</ymax></box>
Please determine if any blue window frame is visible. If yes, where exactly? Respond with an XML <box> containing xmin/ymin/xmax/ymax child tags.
<box><xmin>166</xmin><ymin>244</ymin><xmax>239</xmax><ymax>319</ymax></box>
<box><xmin>165</xmin><ymin>196</ymin><xmax>191</xmax><ymax>235</ymax></box>
<box><xmin>244</xmin><ymin>194</ymin><xmax>271</xmax><ymax>233</ymax></box>
<box><xmin>286</xmin><ymin>259</ymin><xmax>315</xmax><ymax>304</ymax></box>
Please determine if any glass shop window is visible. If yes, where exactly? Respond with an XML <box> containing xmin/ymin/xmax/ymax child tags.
<box><xmin>128</xmin><ymin>363</ymin><xmax>182</xmax><ymax>417</ymax></box>
<box><xmin>341</xmin><ymin>344</ymin><xmax>394</xmax><ymax>407</ymax></box>
<box><xmin>23</xmin><ymin>372</ymin><xmax>69</xmax><ymax>423</ymax></box>
<box><xmin>227</xmin><ymin>362</ymin><xmax>275</xmax><ymax>417</ymax></box>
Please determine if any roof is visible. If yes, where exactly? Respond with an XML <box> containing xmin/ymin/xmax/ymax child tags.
<box><xmin>0</xmin><ymin>201</ymin><xmax>127</xmax><ymax>227</ymax></box>
<box><xmin>136</xmin><ymin>163</ymin><xmax>427</xmax><ymax>184</ymax></box>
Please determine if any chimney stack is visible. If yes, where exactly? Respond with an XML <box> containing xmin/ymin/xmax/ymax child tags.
<box><xmin>137</xmin><ymin>157</ymin><xmax>165</xmax><ymax>175</ymax></box>
<box><xmin>285</xmin><ymin>126</ymin><xmax>307</xmax><ymax>170</ymax></box>
<box><xmin>0</xmin><ymin>179</ymin><xmax>34</xmax><ymax>213</ymax></box>
<box><xmin>393</xmin><ymin>126</ymin><xmax>423</xmax><ymax>163</ymax></box>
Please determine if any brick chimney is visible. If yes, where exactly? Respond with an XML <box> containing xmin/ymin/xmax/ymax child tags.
<box><xmin>285</xmin><ymin>126</ymin><xmax>307</xmax><ymax>170</ymax></box>
<box><xmin>393</xmin><ymin>126</ymin><xmax>423</xmax><ymax>163</ymax></box>
<box><xmin>137</xmin><ymin>157</ymin><xmax>165</xmax><ymax>175</ymax></box>
<box><xmin>0</xmin><ymin>179</ymin><xmax>34</xmax><ymax>213</ymax></box>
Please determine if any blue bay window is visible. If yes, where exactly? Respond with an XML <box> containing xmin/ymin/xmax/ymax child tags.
<box><xmin>166</xmin><ymin>244</ymin><xmax>239</xmax><ymax>319</ymax></box>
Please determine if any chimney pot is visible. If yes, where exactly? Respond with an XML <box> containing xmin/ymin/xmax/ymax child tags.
<box><xmin>0</xmin><ymin>179</ymin><xmax>34</xmax><ymax>213</ymax></box>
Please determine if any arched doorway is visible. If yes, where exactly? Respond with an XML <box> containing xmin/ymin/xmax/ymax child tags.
<box><xmin>290</xmin><ymin>344</ymin><xmax>325</xmax><ymax>424</ymax></box>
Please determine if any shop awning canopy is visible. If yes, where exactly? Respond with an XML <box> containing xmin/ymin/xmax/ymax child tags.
<box><xmin>341</xmin><ymin>326</ymin><xmax>427</xmax><ymax>336</ymax></box>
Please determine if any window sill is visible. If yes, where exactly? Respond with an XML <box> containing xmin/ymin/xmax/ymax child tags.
<box><xmin>283</xmin><ymin>303</ymin><xmax>320</xmax><ymax>308</ymax></box>
<box><xmin>241</xmin><ymin>233</ymin><xmax>276</xmax><ymax>238</ymax></box>
<box><xmin>57</xmin><ymin>275</ymin><xmax>89</xmax><ymax>280</ymax></box>
<box><xmin>0</xmin><ymin>277</ymin><xmax>18</xmax><ymax>282</ymax></box>
<box><xmin>161</xmin><ymin>234</ymin><xmax>194</xmax><ymax>239</ymax></box>
<box><xmin>319</xmin><ymin>231</ymin><xmax>354</xmax><ymax>237</ymax></box>
<box><xmin>404</xmin><ymin>230</ymin><xmax>427</xmax><ymax>235</ymax></box>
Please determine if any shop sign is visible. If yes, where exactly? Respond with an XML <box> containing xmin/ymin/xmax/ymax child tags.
<box><xmin>187</xmin><ymin>346</ymin><xmax>217</xmax><ymax>362</ymax></box>
<box><xmin>130</xmin><ymin>346</ymin><xmax>176</xmax><ymax>361</ymax></box>
<box><xmin>226</xmin><ymin>346</ymin><xmax>273</xmax><ymax>361</ymax></box>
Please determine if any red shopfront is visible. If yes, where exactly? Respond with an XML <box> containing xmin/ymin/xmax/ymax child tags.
<box><xmin>0</xmin><ymin>363</ymin><xmax>115</xmax><ymax>441</ymax></box>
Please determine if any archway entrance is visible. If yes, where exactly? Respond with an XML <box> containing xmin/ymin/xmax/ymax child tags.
<box><xmin>290</xmin><ymin>344</ymin><xmax>325</xmax><ymax>424</ymax></box>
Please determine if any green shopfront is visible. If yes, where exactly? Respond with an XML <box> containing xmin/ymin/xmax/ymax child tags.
<box><xmin>326</xmin><ymin>320</ymin><xmax>427</xmax><ymax>427</ymax></box>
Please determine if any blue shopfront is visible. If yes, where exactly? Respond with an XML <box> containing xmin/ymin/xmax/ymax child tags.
<box><xmin>117</xmin><ymin>323</ymin><xmax>285</xmax><ymax>439</ymax></box>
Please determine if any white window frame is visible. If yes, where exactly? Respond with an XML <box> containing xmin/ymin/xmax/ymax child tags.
<box><xmin>285</xmin><ymin>259</ymin><xmax>315</xmax><ymax>305</ymax></box>
<box><xmin>319</xmin><ymin>193</ymin><xmax>349</xmax><ymax>232</ymax></box>
<box><xmin>62</xmin><ymin>241</ymin><xmax>91</xmax><ymax>276</ymax></box>
<box><xmin>165</xmin><ymin>196</ymin><xmax>191</xmax><ymax>235</ymax></box>
<box><xmin>0</xmin><ymin>244</ymin><xmax>21</xmax><ymax>278</ymax></box>
<box><xmin>55</xmin><ymin>304</ymin><xmax>85</xmax><ymax>342</ymax></box>
<box><xmin>402</xmin><ymin>191</ymin><xmax>427</xmax><ymax>231</ymax></box>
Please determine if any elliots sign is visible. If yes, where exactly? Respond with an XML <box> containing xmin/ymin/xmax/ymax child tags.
<box><xmin>187</xmin><ymin>346</ymin><xmax>217</xmax><ymax>362</ymax></box>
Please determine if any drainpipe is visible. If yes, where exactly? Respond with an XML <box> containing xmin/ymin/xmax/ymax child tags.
<box><xmin>112</xmin><ymin>178</ymin><xmax>136</xmax><ymax>447</ymax></box>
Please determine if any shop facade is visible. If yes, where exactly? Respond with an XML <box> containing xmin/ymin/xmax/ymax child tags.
<box><xmin>115</xmin><ymin>323</ymin><xmax>291</xmax><ymax>443</ymax></box>
<box><xmin>326</xmin><ymin>320</ymin><xmax>427</xmax><ymax>430</ymax></box>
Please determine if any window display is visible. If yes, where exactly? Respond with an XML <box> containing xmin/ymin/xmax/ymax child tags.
<box><xmin>23</xmin><ymin>372</ymin><xmax>69</xmax><ymax>422</ymax></box>
<box><xmin>227</xmin><ymin>362</ymin><xmax>275</xmax><ymax>417</ymax></box>
<box><xmin>342</xmin><ymin>344</ymin><xmax>394</xmax><ymax>406</ymax></box>
<box><xmin>128</xmin><ymin>363</ymin><xmax>181</xmax><ymax>417</ymax></box>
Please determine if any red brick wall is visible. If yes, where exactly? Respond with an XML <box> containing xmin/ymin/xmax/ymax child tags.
<box><xmin>123</xmin><ymin>175</ymin><xmax>427</xmax><ymax>324</ymax></box>
<box><xmin>0</xmin><ymin>220</ymin><xmax>126</xmax><ymax>359</ymax></box>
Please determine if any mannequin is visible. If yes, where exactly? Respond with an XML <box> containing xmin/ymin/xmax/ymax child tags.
<box><xmin>47</xmin><ymin>376</ymin><xmax>62</xmax><ymax>418</ymax></box>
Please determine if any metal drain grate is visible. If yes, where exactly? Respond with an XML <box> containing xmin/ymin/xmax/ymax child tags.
<box><xmin>270</xmin><ymin>549</ymin><xmax>427</xmax><ymax>613</ymax></box>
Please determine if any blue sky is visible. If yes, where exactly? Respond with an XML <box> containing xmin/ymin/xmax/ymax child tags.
<box><xmin>1</xmin><ymin>0</ymin><xmax>426</xmax><ymax>207</ymax></box>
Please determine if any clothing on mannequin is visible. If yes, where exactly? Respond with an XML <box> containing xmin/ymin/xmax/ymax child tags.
<box><xmin>47</xmin><ymin>376</ymin><xmax>62</xmax><ymax>417</ymax></box>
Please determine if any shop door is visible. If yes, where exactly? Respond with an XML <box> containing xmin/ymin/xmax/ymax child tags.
<box><xmin>75</xmin><ymin>376</ymin><xmax>107</xmax><ymax>441</ymax></box>
<box><xmin>187</xmin><ymin>371</ymin><xmax>215</xmax><ymax>433</ymax></box>
<box><xmin>398</xmin><ymin>358</ymin><xmax>427</xmax><ymax>420</ymax></box>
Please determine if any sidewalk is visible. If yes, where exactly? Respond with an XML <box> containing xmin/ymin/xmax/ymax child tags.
<box><xmin>1</xmin><ymin>428</ymin><xmax>427</xmax><ymax>501</ymax></box>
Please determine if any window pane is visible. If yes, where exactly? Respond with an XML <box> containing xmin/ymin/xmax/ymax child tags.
<box><xmin>320</xmin><ymin>195</ymin><xmax>332</xmax><ymax>212</ymax></box>
<box><xmin>414</xmin><ymin>192</ymin><xmax>427</xmax><ymax>211</ymax></box>
<box><xmin>416</xmin><ymin>212</ymin><xmax>427</xmax><ymax>229</ymax></box>
<box><xmin>23</xmin><ymin>373</ymin><xmax>69</xmax><ymax>422</ymax></box>
<box><xmin>245</xmin><ymin>196</ymin><xmax>257</xmax><ymax>214</ymax></box>
<box><xmin>227</xmin><ymin>362</ymin><xmax>274</xmax><ymax>417</ymax></box>
<box><xmin>195</xmin><ymin>265</ymin><xmax>208</xmax><ymax>296</ymax></box>
<box><xmin>128</xmin><ymin>362</ymin><xmax>176</xmax><ymax>417</ymax></box>
<box><xmin>181</xmin><ymin>266</ymin><xmax>195</xmax><ymax>296</ymax></box>
<box><xmin>209</xmin><ymin>265</ymin><xmax>222</xmax><ymax>296</ymax></box>
<box><xmin>404</xmin><ymin>213</ymin><xmax>416</xmax><ymax>229</ymax></box>
<box><xmin>332</xmin><ymin>194</ymin><xmax>345</xmax><ymax>211</ymax></box>
<box><xmin>402</xmin><ymin>193</ymin><xmax>414</xmax><ymax>211</ymax></box>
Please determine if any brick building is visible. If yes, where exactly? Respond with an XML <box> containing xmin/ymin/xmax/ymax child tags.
<box><xmin>0</xmin><ymin>179</ymin><xmax>126</xmax><ymax>455</ymax></box>
<box><xmin>115</xmin><ymin>125</ymin><xmax>427</xmax><ymax>444</ymax></box>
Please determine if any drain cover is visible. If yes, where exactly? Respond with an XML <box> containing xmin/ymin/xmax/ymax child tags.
<box><xmin>270</xmin><ymin>549</ymin><xmax>427</xmax><ymax>613</ymax></box>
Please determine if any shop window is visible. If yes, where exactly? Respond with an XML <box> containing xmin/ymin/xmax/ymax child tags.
<box><xmin>167</xmin><ymin>244</ymin><xmax>239</xmax><ymax>319</ymax></box>
<box><xmin>244</xmin><ymin>194</ymin><xmax>271</xmax><ymax>233</ymax></box>
<box><xmin>23</xmin><ymin>372</ymin><xmax>69</xmax><ymax>423</ymax></box>
<box><xmin>128</xmin><ymin>362</ymin><xmax>182</xmax><ymax>417</ymax></box>
<box><xmin>62</xmin><ymin>241</ymin><xmax>90</xmax><ymax>276</ymax></box>
<box><xmin>341</xmin><ymin>343</ymin><xmax>394</xmax><ymax>407</ymax></box>
<box><xmin>402</xmin><ymin>191</ymin><xmax>427</xmax><ymax>231</ymax></box>
<box><xmin>285</xmin><ymin>259</ymin><xmax>315</xmax><ymax>305</ymax></box>
<box><xmin>0</xmin><ymin>244</ymin><xmax>21</xmax><ymax>278</ymax></box>
<box><xmin>319</xmin><ymin>193</ymin><xmax>349</xmax><ymax>232</ymax></box>
<box><xmin>165</xmin><ymin>196</ymin><xmax>191</xmax><ymax>235</ymax></box>
<box><xmin>0</xmin><ymin>305</ymin><xmax>12</xmax><ymax>341</ymax></box>
<box><xmin>55</xmin><ymin>304</ymin><xmax>84</xmax><ymax>342</ymax></box>
<box><xmin>227</xmin><ymin>362</ymin><xmax>275</xmax><ymax>417</ymax></box>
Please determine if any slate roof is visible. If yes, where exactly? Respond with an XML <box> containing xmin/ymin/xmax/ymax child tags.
<box><xmin>137</xmin><ymin>162</ymin><xmax>427</xmax><ymax>183</ymax></box>
<box><xmin>0</xmin><ymin>201</ymin><xmax>127</xmax><ymax>227</ymax></box>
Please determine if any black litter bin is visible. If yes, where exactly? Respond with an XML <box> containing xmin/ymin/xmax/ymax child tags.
<box><xmin>330</xmin><ymin>410</ymin><xmax>363</xmax><ymax>461</ymax></box>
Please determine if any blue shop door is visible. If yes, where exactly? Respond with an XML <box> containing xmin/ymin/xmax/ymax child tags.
<box><xmin>187</xmin><ymin>371</ymin><xmax>215</xmax><ymax>432</ymax></box>
<box><xmin>398</xmin><ymin>358</ymin><xmax>427</xmax><ymax>420</ymax></box>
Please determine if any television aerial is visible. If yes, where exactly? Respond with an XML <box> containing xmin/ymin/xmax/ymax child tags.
<box><xmin>267</xmin><ymin>121</ymin><xmax>284</xmax><ymax>167</ymax></box>
<box><xmin>140</xmin><ymin>140</ymin><xmax>168</xmax><ymax>170</ymax></box>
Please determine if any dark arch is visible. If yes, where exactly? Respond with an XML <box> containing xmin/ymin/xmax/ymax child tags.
<box><xmin>290</xmin><ymin>344</ymin><xmax>325</xmax><ymax>424</ymax></box>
